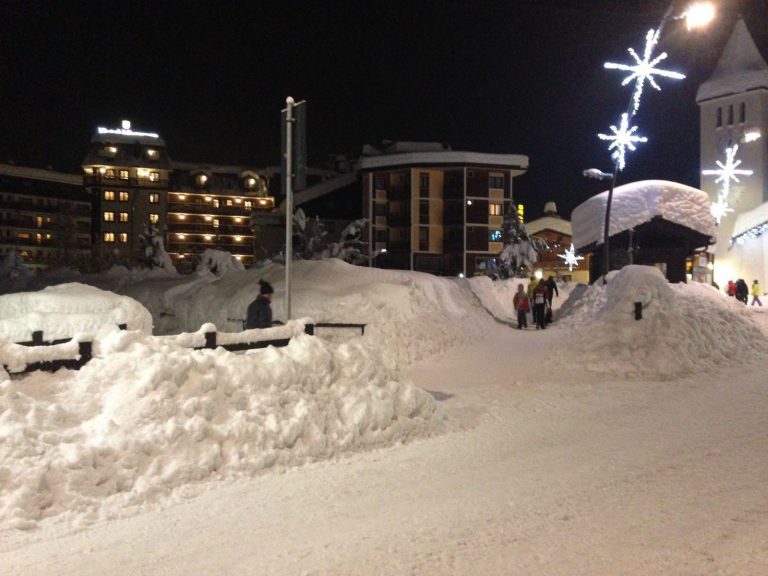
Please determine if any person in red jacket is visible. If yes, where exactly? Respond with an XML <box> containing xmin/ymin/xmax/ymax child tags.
<box><xmin>727</xmin><ymin>279</ymin><xmax>736</xmax><ymax>298</ymax></box>
<box><xmin>512</xmin><ymin>283</ymin><xmax>530</xmax><ymax>329</ymax></box>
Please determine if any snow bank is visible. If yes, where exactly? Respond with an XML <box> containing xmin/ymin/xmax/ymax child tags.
<box><xmin>556</xmin><ymin>265</ymin><xmax>767</xmax><ymax>378</ymax></box>
<box><xmin>0</xmin><ymin>331</ymin><xmax>439</xmax><ymax>530</ymax></box>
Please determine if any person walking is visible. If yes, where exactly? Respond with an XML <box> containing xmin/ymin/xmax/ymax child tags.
<box><xmin>527</xmin><ymin>276</ymin><xmax>539</xmax><ymax>326</ymax></box>
<box><xmin>532</xmin><ymin>281</ymin><xmax>549</xmax><ymax>330</ymax></box>
<box><xmin>735</xmin><ymin>279</ymin><xmax>749</xmax><ymax>305</ymax></box>
<box><xmin>246</xmin><ymin>279</ymin><xmax>274</xmax><ymax>328</ymax></box>
<box><xmin>726</xmin><ymin>280</ymin><xmax>736</xmax><ymax>298</ymax></box>
<box><xmin>512</xmin><ymin>283</ymin><xmax>530</xmax><ymax>329</ymax></box>
<box><xmin>751</xmin><ymin>279</ymin><xmax>763</xmax><ymax>307</ymax></box>
<box><xmin>544</xmin><ymin>275</ymin><xmax>558</xmax><ymax>323</ymax></box>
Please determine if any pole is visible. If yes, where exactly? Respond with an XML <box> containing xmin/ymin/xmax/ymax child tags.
<box><xmin>284</xmin><ymin>96</ymin><xmax>294</xmax><ymax>322</ymax></box>
<box><xmin>602</xmin><ymin>161</ymin><xmax>620</xmax><ymax>284</ymax></box>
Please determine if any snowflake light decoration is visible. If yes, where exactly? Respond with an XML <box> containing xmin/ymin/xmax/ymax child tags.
<box><xmin>558</xmin><ymin>244</ymin><xmax>584</xmax><ymax>271</ymax></box>
<box><xmin>709</xmin><ymin>196</ymin><xmax>733</xmax><ymax>224</ymax></box>
<box><xmin>702</xmin><ymin>144</ymin><xmax>753</xmax><ymax>199</ymax></box>
<box><xmin>598</xmin><ymin>113</ymin><xmax>648</xmax><ymax>171</ymax></box>
<box><xmin>604</xmin><ymin>28</ymin><xmax>686</xmax><ymax>115</ymax></box>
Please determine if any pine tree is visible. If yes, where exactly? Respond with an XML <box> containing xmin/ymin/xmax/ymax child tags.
<box><xmin>494</xmin><ymin>207</ymin><xmax>548</xmax><ymax>278</ymax></box>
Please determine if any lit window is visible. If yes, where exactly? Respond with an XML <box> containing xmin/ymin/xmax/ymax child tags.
<box><xmin>119</xmin><ymin>191</ymin><xmax>129</xmax><ymax>202</ymax></box>
<box><xmin>205</xmin><ymin>216</ymin><xmax>212</xmax><ymax>221</ymax></box>
<box><xmin>213</xmin><ymin>199</ymin><xmax>219</xmax><ymax>208</ymax></box>
<box><xmin>146</xmin><ymin>149</ymin><xmax>158</xmax><ymax>159</ymax></box>
<box><xmin>178</xmin><ymin>214</ymin><xmax>186</xmax><ymax>220</ymax></box>
<box><xmin>17</xmin><ymin>232</ymin><xmax>30</xmax><ymax>239</ymax></box>
<box><xmin>197</xmin><ymin>174</ymin><xmax>208</xmax><ymax>186</ymax></box>
<box><xmin>235</xmin><ymin>198</ymin><xmax>242</xmax><ymax>204</ymax></box>
<box><xmin>150</xmin><ymin>213</ymin><xmax>159</xmax><ymax>223</ymax></box>
<box><xmin>489</xmin><ymin>203</ymin><xmax>502</xmax><ymax>216</ymax></box>
<box><xmin>149</xmin><ymin>193</ymin><xmax>159</xmax><ymax>204</ymax></box>
<box><xmin>103</xmin><ymin>190</ymin><xmax>115</xmax><ymax>201</ymax></box>
<box><xmin>235</xmin><ymin>235</ymin><xmax>242</xmax><ymax>242</ymax></box>
<box><xmin>235</xmin><ymin>217</ymin><xmax>242</xmax><ymax>223</ymax></box>
<box><xmin>205</xmin><ymin>234</ymin><xmax>213</xmax><ymax>241</ymax></box>
<box><xmin>105</xmin><ymin>146</ymin><xmax>117</xmax><ymax>154</ymax></box>
<box><xmin>178</xmin><ymin>194</ymin><xmax>186</xmax><ymax>200</ymax></box>
<box><xmin>119</xmin><ymin>233</ymin><xmax>128</xmax><ymax>243</ymax></box>
<box><xmin>103</xmin><ymin>232</ymin><xmax>115</xmax><ymax>242</ymax></box>
<box><xmin>178</xmin><ymin>233</ymin><xmax>186</xmax><ymax>239</ymax></box>
<box><xmin>104</xmin><ymin>211</ymin><xmax>115</xmax><ymax>222</ymax></box>
<box><xmin>35</xmin><ymin>233</ymin><xmax>42</xmax><ymax>243</ymax></box>
<box><xmin>205</xmin><ymin>196</ymin><xmax>212</xmax><ymax>202</ymax></box>
<box><xmin>150</xmin><ymin>172</ymin><xmax>160</xmax><ymax>182</ymax></box>
<box><xmin>119</xmin><ymin>212</ymin><xmax>129</xmax><ymax>223</ymax></box>
<box><xmin>213</xmin><ymin>219</ymin><xmax>220</xmax><ymax>228</ymax></box>
<box><xmin>226</xmin><ymin>200</ymin><xmax>233</xmax><ymax>206</ymax></box>
<box><xmin>105</xmin><ymin>169</ymin><xmax>116</xmax><ymax>179</ymax></box>
<box><xmin>244</xmin><ymin>201</ymin><xmax>252</xmax><ymax>209</ymax></box>
<box><xmin>119</xmin><ymin>170</ymin><xmax>129</xmax><ymax>180</ymax></box>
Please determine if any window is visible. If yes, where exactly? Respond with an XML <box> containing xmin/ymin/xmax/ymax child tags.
<box><xmin>374</xmin><ymin>203</ymin><xmax>387</xmax><ymax>217</ymax></box>
<box><xmin>419</xmin><ymin>200</ymin><xmax>430</xmax><ymax>225</ymax></box>
<box><xmin>739</xmin><ymin>102</ymin><xmax>746</xmax><ymax>123</ymax></box>
<box><xmin>119</xmin><ymin>170</ymin><xmax>129</xmax><ymax>180</ymax></box>
<box><xmin>213</xmin><ymin>219</ymin><xmax>220</xmax><ymax>228</ymax></box>
<box><xmin>728</xmin><ymin>104</ymin><xmax>734</xmax><ymax>125</ymax></box>
<box><xmin>716</xmin><ymin>107</ymin><xmax>722</xmax><ymax>128</ymax></box>
<box><xmin>149</xmin><ymin>193</ymin><xmax>159</xmax><ymax>204</ymax></box>
<box><xmin>226</xmin><ymin>199</ymin><xmax>233</xmax><ymax>206</ymax></box>
<box><xmin>150</xmin><ymin>172</ymin><xmax>160</xmax><ymax>182</ymax></box>
<box><xmin>103</xmin><ymin>190</ymin><xmax>115</xmax><ymax>201</ymax></box>
<box><xmin>213</xmin><ymin>199</ymin><xmax>220</xmax><ymax>208</ymax></box>
<box><xmin>489</xmin><ymin>203</ymin><xmax>502</xmax><ymax>216</ymax></box>
<box><xmin>119</xmin><ymin>212</ymin><xmax>129</xmax><ymax>223</ymax></box>
<box><xmin>104</xmin><ymin>211</ymin><xmax>115</xmax><ymax>222</ymax></box>
<box><xmin>105</xmin><ymin>169</ymin><xmax>116</xmax><ymax>180</ymax></box>
<box><xmin>489</xmin><ymin>174</ymin><xmax>504</xmax><ymax>189</ymax></box>
<box><xmin>103</xmin><ymin>232</ymin><xmax>115</xmax><ymax>242</ymax></box>
<box><xmin>146</xmin><ymin>149</ymin><xmax>158</xmax><ymax>159</ymax></box>
<box><xmin>374</xmin><ymin>174</ymin><xmax>386</xmax><ymax>190</ymax></box>
<box><xmin>119</xmin><ymin>191</ymin><xmax>129</xmax><ymax>202</ymax></box>
<box><xmin>489</xmin><ymin>229</ymin><xmax>503</xmax><ymax>242</ymax></box>
<box><xmin>375</xmin><ymin>229</ymin><xmax>387</xmax><ymax>242</ymax></box>
<box><xmin>150</xmin><ymin>213</ymin><xmax>159</xmax><ymax>223</ymax></box>
<box><xmin>119</xmin><ymin>233</ymin><xmax>128</xmax><ymax>243</ymax></box>
<box><xmin>419</xmin><ymin>173</ymin><xmax>430</xmax><ymax>197</ymax></box>
<box><xmin>244</xmin><ymin>200</ymin><xmax>252</xmax><ymax>209</ymax></box>
<box><xmin>419</xmin><ymin>227</ymin><xmax>429</xmax><ymax>251</ymax></box>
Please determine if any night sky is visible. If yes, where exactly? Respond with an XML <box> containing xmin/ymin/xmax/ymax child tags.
<box><xmin>1</xmin><ymin>0</ymin><xmax>766</xmax><ymax>219</ymax></box>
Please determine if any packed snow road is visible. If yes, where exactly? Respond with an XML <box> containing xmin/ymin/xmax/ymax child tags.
<box><xmin>2</xmin><ymin>321</ymin><xmax>766</xmax><ymax>575</ymax></box>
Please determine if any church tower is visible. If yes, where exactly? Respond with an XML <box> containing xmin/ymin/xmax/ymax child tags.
<box><xmin>697</xmin><ymin>18</ymin><xmax>768</xmax><ymax>288</ymax></box>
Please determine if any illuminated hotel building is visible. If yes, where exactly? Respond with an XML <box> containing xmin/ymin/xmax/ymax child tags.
<box><xmin>83</xmin><ymin>121</ymin><xmax>273</xmax><ymax>268</ymax></box>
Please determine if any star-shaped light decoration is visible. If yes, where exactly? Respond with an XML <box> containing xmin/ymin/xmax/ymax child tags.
<box><xmin>702</xmin><ymin>144</ymin><xmax>753</xmax><ymax>199</ymax></box>
<box><xmin>709</xmin><ymin>196</ymin><xmax>734</xmax><ymax>224</ymax></box>
<box><xmin>558</xmin><ymin>244</ymin><xmax>584</xmax><ymax>272</ymax></box>
<box><xmin>604</xmin><ymin>28</ymin><xmax>686</xmax><ymax>115</ymax></box>
<box><xmin>598</xmin><ymin>113</ymin><xmax>648</xmax><ymax>171</ymax></box>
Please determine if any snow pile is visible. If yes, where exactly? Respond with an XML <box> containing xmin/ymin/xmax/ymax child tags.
<box><xmin>571</xmin><ymin>180</ymin><xmax>716</xmax><ymax>249</ymax></box>
<box><xmin>556</xmin><ymin>265</ymin><xmax>767</xmax><ymax>378</ymax></box>
<box><xmin>0</xmin><ymin>283</ymin><xmax>153</xmax><ymax>343</ymax></box>
<box><xmin>0</xmin><ymin>260</ymin><xmax>497</xmax><ymax>531</ymax></box>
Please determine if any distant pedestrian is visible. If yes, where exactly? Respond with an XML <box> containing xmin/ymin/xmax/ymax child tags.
<box><xmin>527</xmin><ymin>276</ymin><xmax>539</xmax><ymax>325</ymax></box>
<box><xmin>544</xmin><ymin>275</ymin><xmax>558</xmax><ymax>323</ymax></box>
<box><xmin>246</xmin><ymin>279</ymin><xmax>274</xmax><ymax>328</ymax></box>
<box><xmin>512</xmin><ymin>283</ymin><xmax>530</xmax><ymax>329</ymax></box>
<box><xmin>727</xmin><ymin>280</ymin><xmax>736</xmax><ymax>298</ymax></box>
<box><xmin>751</xmin><ymin>279</ymin><xmax>763</xmax><ymax>307</ymax></box>
<box><xmin>532</xmin><ymin>281</ymin><xmax>549</xmax><ymax>330</ymax></box>
<box><xmin>735</xmin><ymin>279</ymin><xmax>749</xmax><ymax>305</ymax></box>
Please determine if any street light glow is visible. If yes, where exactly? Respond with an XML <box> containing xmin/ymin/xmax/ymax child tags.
<box><xmin>683</xmin><ymin>2</ymin><xmax>715</xmax><ymax>30</ymax></box>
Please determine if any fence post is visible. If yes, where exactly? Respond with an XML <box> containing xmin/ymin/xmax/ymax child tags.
<box><xmin>634</xmin><ymin>302</ymin><xmax>643</xmax><ymax>321</ymax></box>
<box><xmin>304</xmin><ymin>323</ymin><xmax>314</xmax><ymax>336</ymax></box>
<box><xmin>78</xmin><ymin>341</ymin><xmax>93</xmax><ymax>363</ymax></box>
<box><xmin>118</xmin><ymin>323</ymin><xmax>127</xmax><ymax>330</ymax></box>
<box><xmin>32</xmin><ymin>330</ymin><xmax>43</xmax><ymax>345</ymax></box>
<box><xmin>205</xmin><ymin>331</ymin><xmax>217</xmax><ymax>349</ymax></box>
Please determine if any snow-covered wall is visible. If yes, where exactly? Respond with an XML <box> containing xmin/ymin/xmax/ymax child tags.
<box><xmin>571</xmin><ymin>180</ymin><xmax>716</xmax><ymax>250</ymax></box>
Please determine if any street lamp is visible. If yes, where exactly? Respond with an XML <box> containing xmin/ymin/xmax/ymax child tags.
<box><xmin>592</xmin><ymin>1</ymin><xmax>714</xmax><ymax>285</ymax></box>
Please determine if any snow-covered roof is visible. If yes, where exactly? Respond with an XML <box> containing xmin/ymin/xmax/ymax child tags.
<box><xmin>732</xmin><ymin>201</ymin><xmax>768</xmax><ymax>240</ymax></box>
<box><xmin>525</xmin><ymin>215</ymin><xmax>572</xmax><ymax>237</ymax></box>
<box><xmin>359</xmin><ymin>151</ymin><xmax>528</xmax><ymax>173</ymax></box>
<box><xmin>0</xmin><ymin>163</ymin><xmax>82</xmax><ymax>186</ymax></box>
<box><xmin>696</xmin><ymin>19</ymin><xmax>768</xmax><ymax>103</ymax></box>
<box><xmin>571</xmin><ymin>180</ymin><xmax>716</xmax><ymax>250</ymax></box>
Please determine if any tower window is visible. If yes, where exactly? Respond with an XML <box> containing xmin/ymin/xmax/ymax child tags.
<box><xmin>728</xmin><ymin>105</ymin><xmax>734</xmax><ymax>125</ymax></box>
<box><xmin>716</xmin><ymin>107</ymin><xmax>722</xmax><ymax>128</ymax></box>
<box><xmin>739</xmin><ymin>102</ymin><xmax>746</xmax><ymax>124</ymax></box>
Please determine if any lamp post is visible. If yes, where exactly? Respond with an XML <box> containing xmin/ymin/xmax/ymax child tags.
<box><xmin>591</xmin><ymin>1</ymin><xmax>714</xmax><ymax>285</ymax></box>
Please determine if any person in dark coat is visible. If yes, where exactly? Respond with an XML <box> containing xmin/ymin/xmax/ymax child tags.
<box><xmin>544</xmin><ymin>275</ymin><xmax>559</xmax><ymax>323</ymax></box>
<box><xmin>735</xmin><ymin>278</ymin><xmax>749</xmax><ymax>305</ymax></box>
<box><xmin>532</xmin><ymin>282</ymin><xmax>549</xmax><ymax>330</ymax></box>
<box><xmin>246</xmin><ymin>279</ymin><xmax>274</xmax><ymax>328</ymax></box>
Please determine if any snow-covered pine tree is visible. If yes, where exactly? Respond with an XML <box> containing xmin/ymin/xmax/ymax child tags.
<box><xmin>495</xmin><ymin>207</ymin><xmax>548</xmax><ymax>278</ymax></box>
<box><xmin>139</xmin><ymin>221</ymin><xmax>176</xmax><ymax>272</ymax></box>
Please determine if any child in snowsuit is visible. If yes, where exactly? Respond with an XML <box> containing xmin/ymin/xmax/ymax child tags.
<box><xmin>512</xmin><ymin>283</ymin><xmax>530</xmax><ymax>329</ymax></box>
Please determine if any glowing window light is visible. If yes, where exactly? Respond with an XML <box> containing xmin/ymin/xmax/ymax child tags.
<box><xmin>205</xmin><ymin>235</ymin><xmax>213</xmax><ymax>240</ymax></box>
<box><xmin>205</xmin><ymin>216</ymin><xmax>212</xmax><ymax>221</ymax></box>
<box><xmin>178</xmin><ymin>214</ymin><xmax>186</xmax><ymax>220</ymax></box>
<box><xmin>146</xmin><ymin>149</ymin><xmax>158</xmax><ymax>158</ymax></box>
<box><xmin>235</xmin><ymin>198</ymin><xmax>242</xmax><ymax>203</ymax></box>
<box><xmin>235</xmin><ymin>236</ymin><xmax>242</xmax><ymax>242</ymax></box>
<box><xmin>106</xmin><ymin>146</ymin><xmax>118</xmax><ymax>154</ymax></box>
<box><xmin>98</xmin><ymin>167</ymin><xmax>106</xmax><ymax>174</ymax></box>
<box><xmin>178</xmin><ymin>194</ymin><xmax>186</xmax><ymax>200</ymax></box>
<box><xmin>604</xmin><ymin>28</ymin><xmax>685</xmax><ymax>115</ymax></box>
<box><xmin>598</xmin><ymin>113</ymin><xmax>647</xmax><ymax>171</ymax></box>
<box><xmin>235</xmin><ymin>217</ymin><xmax>242</xmax><ymax>223</ymax></box>
<box><xmin>205</xmin><ymin>196</ymin><xmax>212</xmax><ymax>202</ymax></box>
<box><xmin>177</xmin><ymin>234</ymin><xmax>186</xmax><ymax>239</ymax></box>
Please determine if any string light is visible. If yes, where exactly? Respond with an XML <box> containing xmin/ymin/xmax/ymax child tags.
<box><xmin>558</xmin><ymin>244</ymin><xmax>584</xmax><ymax>271</ymax></box>
<box><xmin>598</xmin><ymin>113</ymin><xmax>647</xmax><ymax>171</ymax></box>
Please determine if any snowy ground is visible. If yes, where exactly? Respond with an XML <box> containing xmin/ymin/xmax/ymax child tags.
<box><xmin>1</xmin><ymin>261</ymin><xmax>767</xmax><ymax>575</ymax></box>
